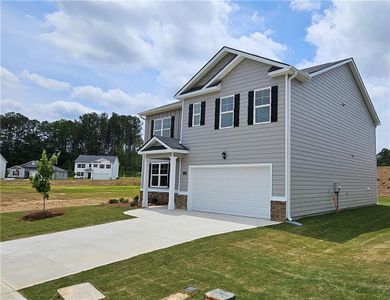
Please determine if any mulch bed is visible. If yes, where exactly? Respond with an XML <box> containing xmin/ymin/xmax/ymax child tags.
<box><xmin>19</xmin><ymin>209</ymin><xmax>65</xmax><ymax>221</ymax></box>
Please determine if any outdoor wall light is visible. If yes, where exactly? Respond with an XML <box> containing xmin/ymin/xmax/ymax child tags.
<box><xmin>222</xmin><ymin>152</ymin><xmax>227</xmax><ymax>159</ymax></box>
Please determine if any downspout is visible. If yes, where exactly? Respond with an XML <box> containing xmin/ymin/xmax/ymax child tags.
<box><xmin>286</xmin><ymin>70</ymin><xmax>298</xmax><ymax>221</ymax></box>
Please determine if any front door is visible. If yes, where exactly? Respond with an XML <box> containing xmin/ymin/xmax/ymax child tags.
<box><xmin>87</xmin><ymin>172</ymin><xmax>91</xmax><ymax>179</ymax></box>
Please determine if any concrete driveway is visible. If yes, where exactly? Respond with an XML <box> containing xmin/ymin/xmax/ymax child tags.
<box><xmin>1</xmin><ymin>207</ymin><xmax>277</xmax><ymax>294</ymax></box>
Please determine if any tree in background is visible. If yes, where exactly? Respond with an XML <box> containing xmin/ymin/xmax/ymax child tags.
<box><xmin>377</xmin><ymin>148</ymin><xmax>390</xmax><ymax>166</ymax></box>
<box><xmin>30</xmin><ymin>150</ymin><xmax>59</xmax><ymax>212</ymax></box>
<box><xmin>0</xmin><ymin>112</ymin><xmax>143</xmax><ymax>176</ymax></box>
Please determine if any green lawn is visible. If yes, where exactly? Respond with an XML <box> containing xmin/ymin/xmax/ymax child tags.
<box><xmin>21</xmin><ymin>202</ymin><xmax>390</xmax><ymax>300</ymax></box>
<box><xmin>0</xmin><ymin>205</ymin><xmax>135</xmax><ymax>241</ymax></box>
<box><xmin>379</xmin><ymin>196</ymin><xmax>390</xmax><ymax>206</ymax></box>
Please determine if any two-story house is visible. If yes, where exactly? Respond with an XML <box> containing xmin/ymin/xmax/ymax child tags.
<box><xmin>74</xmin><ymin>155</ymin><xmax>119</xmax><ymax>180</ymax></box>
<box><xmin>138</xmin><ymin>46</ymin><xmax>380</xmax><ymax>221</ymax></box>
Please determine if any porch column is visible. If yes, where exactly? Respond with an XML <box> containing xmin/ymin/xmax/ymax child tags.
<box><xmin>168</xmin><ymin>156</ymin><xmax>177</xmax><ymax>210</ymax></box>
<box><xmin>142</xmin><ymin>156</ymin><xmax>149</xmax><ymax>208</ymax></box>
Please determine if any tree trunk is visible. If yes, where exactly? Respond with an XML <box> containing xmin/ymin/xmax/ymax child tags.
<box><xmin>43</xmin><ymin>197</ymin><xmax>46</xmax><ymax>212</ymax></box>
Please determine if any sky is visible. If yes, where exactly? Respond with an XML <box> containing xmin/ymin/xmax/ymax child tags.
<box><xmin>1</xmin><ymin>0</ymin><xmax>389</xmax><ymax>151</ymax></box>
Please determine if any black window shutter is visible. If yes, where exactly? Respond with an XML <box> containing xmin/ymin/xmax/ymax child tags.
<box><xmin>170</xmin><ymin>116</ymin><xmax>175</xmax><ymax>138</ymax></box>
<box><xmin>188</xmin><ymin>104</ymin><xmax>193</xmax><ymax>127</ymax></box>
<box><xmin>214</xmin><ymin>98</ymin><xmax>220</xmax><ymax>129</ymax></box>
<box><xmin>271</xmin><ymin>85</ymin><xmax>278</xmax><ymax>122</ymax></box>
<box><xmin>248</xmin><ymin>91</ymin><xmax>254</xmax><ymax>125</ymax></box>
<box><xmin>234</xmin><ymin>94</ymin><xmax>240</xmax><ymax>127</ymax></box>
<box><xmin>200</xmin><ymin>101</ymin><xmax>206</xmax><ymax>125</ymax></box>
<box><xmin>150</xmin><ymin>120</ymin><xmax>154</xmax><ymax>138</ymax></box>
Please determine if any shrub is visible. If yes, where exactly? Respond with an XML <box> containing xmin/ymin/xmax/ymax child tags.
<box><xmin>119</xmin><ymin>198</ymin><xmax>129</xmax><ymax>203</ymax></box>
<box><xmin>131</xmin><ymin>195</ymin><xmax>139</xmax><ymax>207</ymax></box>
<box><xmin>108</xmin><ymin>199</ymin><xmax>119</xmax><ymax>204</ymax></box>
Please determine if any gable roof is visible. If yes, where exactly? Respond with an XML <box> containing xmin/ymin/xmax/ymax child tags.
<box><xmin>139</xmin><ymin>47</ymin><xmax>379</xmax><ymax>127</ymax></box>
<box><xmin>0</xmin><ymin>154</ymin><xmax>6</xmax><ymax>162</ymax></box>
<box><xmin>21</xmin><ymin>160</ymin><xmax>38</xmax><ymax>169</ymax></box>
<box><xmin>300</xmin><ymin>59</ymin><xmax>350</xmax><ymax>74</ymax></box>
<box><xmin>175</xmin><ymin>46</ymin><xmax>292</xmax><ymax>99</ymax></box>
<box><xmin>138</xmin><ymin>100</ymin><xmax>182</xmax><ymax>117</ymax></box>
<box><xmin>138</xmin><ymin>136</ymin><xmax>189</xmax><ymax>154</ymax></box>
<box><xmin>75</xmin><ymin>155</ymin><xmax>118</xmax><ymax>163</ymax></box>
<box><xmin>9</xmin><ymin>160</ymin><xmax>67</xmax><ymax>172</ymax></box>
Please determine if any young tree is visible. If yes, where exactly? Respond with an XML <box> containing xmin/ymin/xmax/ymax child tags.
<box><xmin>30</xmin><ymin>150</ymin><xmax>59</xmax><ymax>212</ymax></box>
<box><xmin>377</xmin><ymin>148</ymin><xmax>390</xmax><ymax>166</ymax></box>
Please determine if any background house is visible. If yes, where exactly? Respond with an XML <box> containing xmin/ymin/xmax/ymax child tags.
<box><xmin>74</xmin><ymin>155</ymin><xmax>119</xmax><ymax>180</ymax></box>
<box><xmin>0</xmin><ymin>154</ymin><xmax>7</xmax><ymax>179</ymax></box>
<box><xmin>7</xmin><ymin>160</ymin><xmax>68</xmax><ymax>179</ymax></box>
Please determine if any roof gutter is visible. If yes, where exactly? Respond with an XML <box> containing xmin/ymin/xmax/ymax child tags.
<box><xmin>286</xmin><ymin>70</ymin><xmax>298</xmax><ymax>222</ymax></box>
<box><xmin>269</xmin><ymin>67</ymin><xmax>310</xmax><ymax>83</ymax></box>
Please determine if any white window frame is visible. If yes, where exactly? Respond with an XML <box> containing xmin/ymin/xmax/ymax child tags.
<box><xmin>192</xmin><ymin>102</ymin><xmax>201</xmax><ymax>127</ymax></box>
<box><xmin>220</xmin><ymin>95</ymin><xmax>235</xmax><ymax>129</ymax></box>
<box><xmin>254</xmin><ymin>87</ymin><xmax>271</xmax><ymax>125</ymax></box>
<box><xmin>150</xmin><ymin>162</ymin><xmax>169</xmax><ymax>188</ymax></box>
<box><xmin>153</xmin><ymin>117</ymin><xmax>171</xmax><ymax>137</ymax></box>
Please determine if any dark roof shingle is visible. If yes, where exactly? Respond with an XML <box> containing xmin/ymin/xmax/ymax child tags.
<box><xmin>75</xmin><ymin>155</ymin><xmax>118</xmax><ymax>163</ymax></box>
<box><xmin>300</xmin><ymin>59</ymin><xmax>351</xmax><ymax>74</ymax></box>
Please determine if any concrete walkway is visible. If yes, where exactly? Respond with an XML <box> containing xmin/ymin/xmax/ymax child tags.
<box><xmin>1</xmin><ymin>207</ymin><xmax>277</xmax><ymax>296</ymax></box>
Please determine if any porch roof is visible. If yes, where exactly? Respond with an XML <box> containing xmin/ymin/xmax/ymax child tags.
<box><xmin>138</xmin><ymin>136</ymin><xmax>189</xmax><ymax>155</ymax></box>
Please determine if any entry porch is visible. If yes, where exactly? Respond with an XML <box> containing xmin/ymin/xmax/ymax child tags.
<box><xmin>138</xmin><ymin>136</ymin><xmax>189</xmax><ymax>210</ymax></box>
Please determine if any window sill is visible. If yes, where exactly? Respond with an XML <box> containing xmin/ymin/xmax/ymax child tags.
<box><xmin>253</xmin><ymin>121</ymin><xmax>271</xmax><ymax>125</ymax></box>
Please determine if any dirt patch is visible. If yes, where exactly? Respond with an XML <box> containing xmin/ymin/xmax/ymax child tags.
<box><xmin>19</xmin><ymin>209</ymin><xmax>64</xmax><ymax>221</ymax></box>
<box><xmin>1</xmin><ymin>198</ymin><xmax>106</xmax><ymax>213</ymax></box>
<box><xmin>377</xmin><ymin>166</ymin><xmax>390</xmax><ymax>197</ymax></box>
<box><xmin>2</xmin><ymin>178</ymin><xmax>140</xmax><ymax>187</ymax></box>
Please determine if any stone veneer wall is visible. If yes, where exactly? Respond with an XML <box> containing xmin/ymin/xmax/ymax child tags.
<box><xmin>271</xmin><ymin>201</ymin><xmax>286</xmax><ymax>222</ymax></box>
<box><xmin>139</xmin><ymin>191</ymin><xmax>187</xmax><ymax>209</ymax></box>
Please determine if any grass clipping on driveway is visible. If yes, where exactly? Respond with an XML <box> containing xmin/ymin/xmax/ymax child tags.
<box><xmin>0</xmin><ymin>205</ymin><xmax>134</xmax><ymax>241</ymax></box>
<box><xmin>21</xmin><ymin>203</ymin><xmax>390</xmax><ymax>300</ymax></box>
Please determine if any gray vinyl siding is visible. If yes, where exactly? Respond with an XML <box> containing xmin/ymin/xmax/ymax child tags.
<box><xmin>144</xmin><ymin>109</ymin><xmax>182</xmax><ymax>141</ymax></box>
<box><xmin>180</xmin><ymin>58</ymin><xmax>286</xmax><ymax>196</ymax></box>
<box><xmin>290</xmin><ymin>64</ymin><xmax>377</xmax><ymax>217</ymax></box>
<box><xmin>191</xmin><ymin>53</ymin><xmax>237</xmax><ymax>88</ymax></box>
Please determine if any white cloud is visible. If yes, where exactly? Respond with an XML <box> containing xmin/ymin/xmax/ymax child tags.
<box><xmin>290</xmin><ymin>0</ymin><xmax>321</xmax><ymax>12</ymax></box>
<box><xmin>21</xmin><ymin>70</ymin><xmax>71</xmax><ymax>91</ymax></box>
<box><xmin>250</xmin><ymin>11</ymin><xmax>264</xmax><ymax>25</ymax></box>
<box><xmin>40</xmin><ymin>1</ymin><xmax>287</xmax><ymax>89</ymax></box>
<box><xmin>1</xmin><ymin>98</ymin><xmax>23</xmax><ymax>113</ymax></box>
<box><xmin>1</xmin><ymin>66</ymin><xmax>20</xmax><ymax>88</ymax></box>
<box><xmin>301</xmin><ymin>1</ymin><xmax>390</xmax><ymax>151</ymax></box>
<box><xmin>42</xmin><ymin>100</ymin><xmax>98</xmax><ymax>119</ymax></box>
<box><xmin>71</xmin><ymin>85</ymin><xmax>167</xmax><ymax>113</ymax></box>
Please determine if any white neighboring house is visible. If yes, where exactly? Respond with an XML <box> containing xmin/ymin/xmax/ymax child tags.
<box><xmin>0</xmin><ymin>154</ymin><xmax>7</xmax><ymax>179</ymax></box>
<box><xmin>7</xmin><ymin>160</ymin><xmax>68</xmax><ymax>179</ymax></box>
<box><xmin>74</xmin><ymin>155</ymin><xmax>119</xmax><ymax>180</ymax></box>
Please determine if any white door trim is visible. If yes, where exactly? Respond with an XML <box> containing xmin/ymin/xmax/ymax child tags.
<box><xmin>188</xmin><ymin>163</ymin><xmax>273</xmax><ymax>219</ymax></box>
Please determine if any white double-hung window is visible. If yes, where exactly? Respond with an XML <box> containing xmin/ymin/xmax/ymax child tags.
<box><xmin>220</xmin><ymin>96</ymin><xmax>234</xmax><ymax>128</ymax></box>
<box><xmin>150</xmin><ymin>162</ymin><xmax>169</xmax><ymax>188</ymax></box>
<box><xmin>193</xmin><ymin>102</ymin><xmax>201</xmax><ymax>126</ymax></box>
<box><xmin>153</xmin><ymin>117</ymin><xmax>171</xmax><ymax>137</ymax></box>
<box><xmin>254</xmin><ymin>87</ymin><xmax>271</xmax><ymax>124</ymax></box>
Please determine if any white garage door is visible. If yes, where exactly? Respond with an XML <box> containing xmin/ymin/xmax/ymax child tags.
<box><xmin>188</xmin><ymin>164</ymin><xmax>271</xmax><ymax>219</ymax></box>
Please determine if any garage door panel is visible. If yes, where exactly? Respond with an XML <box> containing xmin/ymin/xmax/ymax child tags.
<box><xmin>189</xmin><ymin>165</ymin><xmax>271</xmax><ymax>219</ymax></box>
